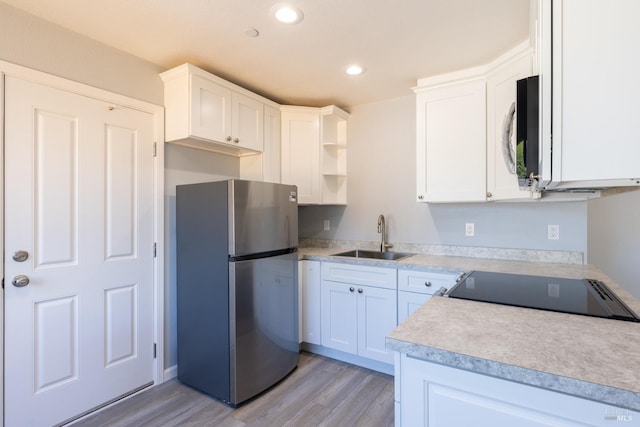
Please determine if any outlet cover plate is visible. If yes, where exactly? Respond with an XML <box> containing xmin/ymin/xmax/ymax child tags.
<box><xmin>465</xmin><ymin>223</ymin><xmax>475</xmax><ymax>237</ymax></box>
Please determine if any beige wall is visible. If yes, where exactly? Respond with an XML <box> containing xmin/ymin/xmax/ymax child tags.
<box><xmin>587</xmin><ymin>190</ymin><xmax>640</xmax><ymax>299</ymax></box>
<box><xmin>0</xmin><ymin>1</ymin><xmax>164</xmax><ymax>105</ymax></box>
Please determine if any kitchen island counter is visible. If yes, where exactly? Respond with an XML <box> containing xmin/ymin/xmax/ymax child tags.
<box><xmin>299</xmin><ymin>247</ymin><xmax>640</xmax><ymax>411</ymax></box>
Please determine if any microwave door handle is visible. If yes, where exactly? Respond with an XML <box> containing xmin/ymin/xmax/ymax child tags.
<box><xmin>502</xmin><ymin>101</ymin><xmax>516</xmax><ymax>175</ymax></box>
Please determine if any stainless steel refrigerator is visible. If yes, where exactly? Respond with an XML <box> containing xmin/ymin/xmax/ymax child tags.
<box><xmin>176</xmin><ymin>179</ymin><xmax>299</xmax><ymax>406</ymax></box>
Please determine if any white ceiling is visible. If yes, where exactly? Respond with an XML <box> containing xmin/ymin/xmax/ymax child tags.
<box><xmin>3</xmin><ymin>0</ymin><xmax>530</xmax><ymax>108</ymax></box>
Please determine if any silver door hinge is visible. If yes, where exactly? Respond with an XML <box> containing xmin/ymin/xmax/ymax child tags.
<box><xmin>153</xmin><ymin>343</ymin><xmax>157</xmax><ymax>359</ymax></box>
<box><xmin>153</xmin><ymin>142</ymin><xmax>157</xmax><ymax>157</ymax></box>
<box><xmin>153</xmin><ymin>242</ymin><xmax>157</xmax><ymax>258</ymax></box>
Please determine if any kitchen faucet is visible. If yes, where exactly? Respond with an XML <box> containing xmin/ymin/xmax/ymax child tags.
<box><xmin>377</xmin><ymin>214</ymin><xmax>394</xmax><ymax>253</ymax></box>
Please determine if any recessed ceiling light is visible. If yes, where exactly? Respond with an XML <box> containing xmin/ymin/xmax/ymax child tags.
<box><xmin>345</xmin><ymin>65</ymin><xmax>366</xmax><ymax>76</ymax></box>
<box><xmin>271</xmin><ymin>4</ymin><xmax>304</xmax><ymax>24</ymax></box>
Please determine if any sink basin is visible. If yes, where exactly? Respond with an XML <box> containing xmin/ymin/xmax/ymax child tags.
<box><xmin>333</xmin><ymin>249</ymin><xmax>414</xmax><ymax>261</ymax></box>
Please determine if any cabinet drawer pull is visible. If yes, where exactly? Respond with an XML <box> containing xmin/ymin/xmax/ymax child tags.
<box><xmin>425</xmin><ymin>281</ymin><xmax>432</xmax><ymax>287</ymax></box>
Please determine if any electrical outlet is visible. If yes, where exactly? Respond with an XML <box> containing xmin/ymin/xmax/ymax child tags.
<box><xmin>465</xmin><ymin>223</ymin><xmax>475</xmax><ymax>237</ymax></box>
<box><xmin>323</xmin><ymin>219</ymin><xmax>330</xmax><ymax>231</ymax></box>
<box><xmin>548</xmin><ymin>225</ymin><xmax>560</xmax><ymax>240</ymax></box>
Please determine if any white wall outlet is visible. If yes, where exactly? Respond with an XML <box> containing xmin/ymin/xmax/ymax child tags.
<box><xmin>465</xmin><ymin>223</ymin><xmax>475</xmax><ymax>237</ymax></box>
<box><xmin>323</xmin><ymin>219</ymin><xmax>330</xmax><ymax>231</ymax></box>
<box><xmin>548</xmin><ymin>224</ymin><xmax>560</xmax><ymax>240</ymax></box>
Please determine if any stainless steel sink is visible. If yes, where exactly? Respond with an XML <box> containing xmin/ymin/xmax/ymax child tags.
<box><xmin>333</xmin><ymin>249</ymin><xmax>414</xmax><ymax>261</ymax></box>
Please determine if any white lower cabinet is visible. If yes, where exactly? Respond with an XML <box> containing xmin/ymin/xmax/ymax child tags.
<box><xmin>397</xmin><ymin>291</ymin><xmax>431</xmax><ymax>325</ymax></box>
<box><xmin>397</xmin><ymin>269</ymin><xmax>460</xmax><ymax>324</ymax></box>
<box><xmin>299</xmin><ymin>260</ymin><xmax>321</xmax><ymax>345</ymax></box>
<box><xmin>321</xmin><ymin>262</ymin><xmax>397</xmax><ymax>364</ymax></box>
<box><xmin>396</xmin><ymin>354</ymin><xmax>638</xmax><ymax>427</ymax></box>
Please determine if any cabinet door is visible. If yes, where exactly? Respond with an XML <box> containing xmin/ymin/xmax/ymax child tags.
<box><xmin>239</xmin><ymin>104</ymin><xmax>280</xmax><ymax>182</ymax></box>
<box><xmin>281</xmin><ymin>110</ymin><xmax>321</xmax><ymax>204</ymax></box>
<box><xmin>357</xmin><ymin>286</ymin><xmax>397</xmax><ymax>364</ymax></box>
<box><xmin>552</xmin><ymin>0</ymin><xmax>640</xmax><ymax>184</ymax></box>
<box><xmin>321</xmin><ymin>281</ymin><xmax>358</xmax><ymax>354</ymax></box>
<box><xmin>263</xmin><ymin>105</ymin><xmax>281</xmax><ymax>183</ymax></box>
<box><xmin>399</xmin><ymin>355</ymin><xmax>635</xmax><ymax>427</ymax></box>
<box><xmin>232</xmin><ymin>92</ymin><xmax>264</xmax><ymax>152</ymax></box>
<box><xmin>398</xmin><ymin>291</ymin><xmax>431</xmax><ymax>324</ymax></box>
<box><xmin>416</xmin><ymin>80</ymin><xmax>487</xmax><ymax>202</ymax></box>
<box><xmin>486</xmin><ymin>53</ymin><xmax>533</xmax><ymax>201</ymax></box>
<box><xmin>190</xmin><ymin>74</ymin><xmax>232</xmax><ymax>143</ymax></box>
<box><xmin>300</xmin><ymin>260</ymin><xmax>321</xmax><ymax>345</ymax></box>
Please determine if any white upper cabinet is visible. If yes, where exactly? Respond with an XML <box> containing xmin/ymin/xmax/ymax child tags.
<box><xmin>161</xmin><ymin>63</ymin><xmax>271</xmax><ymax>156</ymax></box>
<box><xmin>231</xmin><ymin>91</ymin><xmax>264</xmax><ymax>152</ymax></box>
<box><xmin>240</xmin><ymin>105</ymin><xmax>282</xmax><ymax>183</ymax></box>
<box><xmin>415</xmin><ymin>78</ymin><xmax>487</xmax><ymax>203</ymax></box>
<box><xmin>538</xmin><ymin>0</ymin><xmax>640</xmax><ymax>189</ymax></box>
<box><xmin>415</xmin><ymin>43</ymin><xmax>536</xmax><ymax>203</ymax></box>
<box><xmin>281</xmin><ymin>106</ymin><xmax>321</xmax><ymax>204</ymax></box>
<box><xmin>281</xmin><ymin>105</ymin><xmax>349</xmax><ymax>205</ymax></box>
<box><xmin>486</xmin><ymin>50</ymin><xmax>535</xmax><ymax>201</ymax></box>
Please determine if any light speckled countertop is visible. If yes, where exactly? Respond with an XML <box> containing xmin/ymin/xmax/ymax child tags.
<box><xmin>299</xmin><ymin>247</ymin><xmax>640</xmax><ymax>411</ymax></box>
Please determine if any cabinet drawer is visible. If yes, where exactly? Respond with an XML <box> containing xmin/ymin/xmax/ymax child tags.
<box><xmin>321</xmin><ymin>262</ymin><xmax>397</xmax><ymax>290</ymax></box>
<box><xmin>398</xmin><ymin>269</ymin><xmax>459</xmax><ymax>294</ymax></box>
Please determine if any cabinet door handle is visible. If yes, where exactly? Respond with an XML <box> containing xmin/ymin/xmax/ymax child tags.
<box><xmin>233</xmin><ymin>138</ymin><xmax>240</xmax><ymax>143</ymax></box>
<box><xmin>226</xmin><ymin>136</ymin><xmax>232</xmax><ymax>142</ymax></box>
<box><xmin>349</xmin><ymin>287</ymin><xmax>355</xmax><ymax>292</ymax></box>
<box><xmin>425</xmin><ymin>281</ymin><xmax>432</xmax><ymax>287</ymax></box>
<box><xmin>357</xmin><ymin>288</ymin><xmax>363</xmax><ymax>294</ymax></box>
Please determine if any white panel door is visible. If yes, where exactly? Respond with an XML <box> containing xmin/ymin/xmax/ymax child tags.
<box><xmin>416</xmin><ymin>79</ymin><xmax>486</xmax><ymax>202</ymax></box>
<box><xmin>190</xmin><ymin>74</ymin><xmax>232</xmax><ymax>143</ymax></box>
<box><xmin>232</xmin><ymin>92</ymin><xmax>264</xmax><ymax>152</ymax></box>
<box><xmin>554</xmin><ymin>0</ymin><xmax>640</xmax><ymax>183</ymax></box>
<box><xmin>357</xmin><ymin>285</ymin><xmax>397</xmax><ymax>364</ymax></box>
<box><xmin>300</xmin><ymin>260</ymin><xmax>321</xmax><ymax>345</ymax></box>
<box><xmin>320</xmin><ymin>281</ymin><xmax>357</xmax><ymax>354</ymax></box>
<box><xmin>281</xmin><ymin>110</ymin><xmax>320</xmax><ymax>204</ymax></box>
<box><xmin>4</xmin><ymin>76</ymin><xmax>155</xmax><ymax>426</ymax></box>
<box><xmin>398</xmin><ymin>291</ymin><xmax>431</xmax><ymax>324</ymax></box>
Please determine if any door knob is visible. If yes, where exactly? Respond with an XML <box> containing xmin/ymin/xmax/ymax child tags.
<box><xmin>12</xmin><ymin>275</ymin><xmax>30</xmax><ymax>288</ymax></box>
<box><xmin>12</xmin><ymin>250</ymin><xmax>29</xmax><ymax>262</ymax></box>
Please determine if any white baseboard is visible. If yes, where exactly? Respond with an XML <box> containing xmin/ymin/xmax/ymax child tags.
<box><xmin>164</xmin><ymin>364</ymin><xmax>177</xmax><ymax>382</ymax></box>
<box><xmin>301</xmin><ymin>343</ymin><xmax>394</xmax><ymax>375</ymax></box>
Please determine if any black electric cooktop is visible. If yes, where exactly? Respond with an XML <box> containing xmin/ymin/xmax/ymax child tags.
<box><xmin>446</xmin><ymin>271</ymin><xmax>640</xmax><ymax>322</ymax></box>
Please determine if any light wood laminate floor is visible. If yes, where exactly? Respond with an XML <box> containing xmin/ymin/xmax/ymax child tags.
<box><xmin>72</xmin><ymin>352</ymin><xmax>394</xmax><ymax>427</ymax></box>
